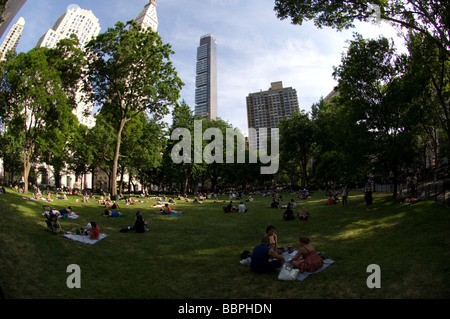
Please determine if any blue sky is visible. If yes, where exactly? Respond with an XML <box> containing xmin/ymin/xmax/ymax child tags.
<box><xmin>2</xmin><ymin>0</ymin><xmax>406</xmax><ymax>135</ymax></box>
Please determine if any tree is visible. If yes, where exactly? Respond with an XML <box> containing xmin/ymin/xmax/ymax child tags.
<box><xmin>310</xmin><ymin>96</ymin><xmax>372</xmax><ymax>187</ymax></box>
<box><xmin>67</xmin><ymin>123</ymin><xmax>95</xmax><ymax>189</ymax></box>
<box><xmin>0</xmin><ymin>41</ymin><xmax>83</xmax><ymax>192</ymax></box>
<box><xmin>0</xmin><ymin>0</ymin><xmax>8</xmax><ymax>26</ymax></box>
<box><xmin>278</xmin><ymin>110</ymin><xmax>317</xmax><ymax>188</ymax></box>
<box><xmin>333</xmin><ymin>34</ymin><xmax>419</xmax><ymax>197</ymax></box>
<box><xmin>166</xmin><ymin>100</ymin><xmax>202</xmax><ymax>194</ymax></box>
<box><xmin>85</xmin><ymin>112</ymin><xmax>117</xmax><ymax>190</ymax></box>
<box><xmin>120</xmin><ymin>113</ymin><xmax>167</xmax><ymax>193</ymax></box>
<box><xmin>274</xmin><ymin>0</ymin><xmax>450</xmax><ymax>57</ymax></box>
<box><xmin>0</xmin><ymin>129</ymin><xmax>23</xmax><ymax>183</ymax></box>
<box><xmin>83</xmin><ymin>20</ymin><xmax>183</xmax><ymax>196</ymax></box>
<box><xmin>404</xmin><ymin>31</ymin><xmax>450</xmax><ymax>163</ymax></box>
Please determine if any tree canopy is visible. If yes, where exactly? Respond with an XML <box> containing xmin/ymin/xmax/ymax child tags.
<box><xmin>82</xmin><ymin>20</ymin><xmax>183</xmax><ymax>196</ymax></box>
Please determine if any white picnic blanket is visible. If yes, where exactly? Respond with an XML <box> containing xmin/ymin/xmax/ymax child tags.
<box><xmin>62</xmin><ymin>233</ymin><xmax>108</xmax><ymax>245</ymax></box>
<box><xmin>240</xmin><ymin>250</ymin><xmax>335</xmax><ymax>281</ymax></box>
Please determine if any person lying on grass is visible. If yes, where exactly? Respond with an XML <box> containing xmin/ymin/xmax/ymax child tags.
<box><xmin>103</xmin><ymin>209</ymin><xmax>122</xmax><ymax>217</ymax></box>
<box><xmin>156</xmin><ymin>203</ymin><xmax>184</xmax><ymax>215</ymax></box>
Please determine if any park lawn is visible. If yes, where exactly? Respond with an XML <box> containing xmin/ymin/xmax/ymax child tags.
<box><xmin>0</xmin><ymin>188</ymin><xmax>449</xmax><ymax>299</ymax></box>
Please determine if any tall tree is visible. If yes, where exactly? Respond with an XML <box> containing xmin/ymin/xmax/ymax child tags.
<box><xmin>333</xmin><ymin>34</ymin><xmax>419</xmax><ymax>197</ymax></box>
<box><xmin>278</xmin><ymin>110</ymin><xmax>317</xmax><ymax>188</ymax></box>
<box><xmin>120</xmin><ymin>113</ymin><xmax>167</xmax><ymax>193</ymax></box>
<box><xmin>311</xmin><ymin>96</ymin><xmax>372</xmax><ymax>187</ymax></box>
<box><xmin>83</xmin><ymin>20</ymin><xmax>183</xmax><ymax>196</ymax></box>
<box><xmin>167</xmin><ymin>100</ymin><xmax>202</xmax><ymax>194</ymax></box>
<box><xmin>274</xmin><ymin>0</ymin><xmax>450</xmax><ymax>57</ymax></box>
<box><xmin>404</xmin><ymin>31</ymin><xmax>450</xmax><ymax>162</ymax></box>
<box><xmin>0</xmin><ymin>41</ymin><xmax>83</xmax><ymax>192</ymax></box>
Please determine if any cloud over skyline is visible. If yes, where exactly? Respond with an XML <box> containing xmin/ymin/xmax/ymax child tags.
<box><xmin>2</xmin><ymin>0</ymin><xmax>405</xmax><ymax>135</ymax></box>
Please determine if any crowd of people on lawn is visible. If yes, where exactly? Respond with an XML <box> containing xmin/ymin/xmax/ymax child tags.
<box><xmin>4</xmin><ymin>179</ymin><xmax>432</xmax><ymax>248</ymax></box>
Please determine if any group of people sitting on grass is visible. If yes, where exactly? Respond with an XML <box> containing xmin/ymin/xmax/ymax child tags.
<box><xmin>324</xmin><ymin>189</ymin><xmax>340</xmax><ymax>205</ymax></box>
<box><xmin>223</xmin><ymin>201</ymin><xmax>248</xmax><ymax>213</ymax></box>
<box><xmin>283</xmin><ymin>205</ymin><xmax>310</xmax><ymax>221</ymax></box>
<box><xmin>69</xmin><ymin>221</ymin><xmax>100</xmax><ymax>240</ymax></box>
<box><xmin>397</xmin><ymin>189</ymin><xmax>426</xmax><ymax>204</ymax></box>
<box><xmin>248</xmin><ymin>225</ymin><xmax>323</xmax><ymax>274</ymax></box>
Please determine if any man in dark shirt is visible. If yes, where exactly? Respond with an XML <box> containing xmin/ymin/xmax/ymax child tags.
<box><xmin>250</xmin><ymin>236</ymin><xmax>285</xmax><ymax>273</ymax></box>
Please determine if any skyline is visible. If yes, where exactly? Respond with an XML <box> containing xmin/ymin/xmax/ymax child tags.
<box><xmin>1</xmin><ymin>0</ymin><xmax>406</xmax><ymax>136</ymax></box>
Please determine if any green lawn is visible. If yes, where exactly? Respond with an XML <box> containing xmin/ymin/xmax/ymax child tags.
<box><xmin>1</xmin><ymin>187</ymin><xmax>449</xmax><ymax>299</ymax></box>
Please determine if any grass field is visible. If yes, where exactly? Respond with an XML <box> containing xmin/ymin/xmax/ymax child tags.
<box><xmin>1</xmin><ymin>187</ymin><xmax>449</xmax><ymax>299</ymax></box>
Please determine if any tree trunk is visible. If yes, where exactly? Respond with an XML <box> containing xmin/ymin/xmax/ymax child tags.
<box><xmin>183</xmin><ymin>165</ymin><xmax>189</xmax><ymax>195</ymax></box>
<box><xmin>111</xmin><ymin>119</ymin><xmax>126</xmax><ymax>196</ymax></box>
<box><xmin>23</xmin><ymin>147</ymin><xmax>33</xmax><ymax>193</ymax></box>
<box><xmin>119</xmin><ymin>165</ymin><xmax>125</xmax><ymax>194</ymax></box>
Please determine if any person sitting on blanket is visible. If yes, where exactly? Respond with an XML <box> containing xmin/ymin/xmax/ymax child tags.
<box><xmin>289</xmin><ymin>237</ymin><xmax>323</xmax><ymax>273</ymax></box>
<box><xmin>250</xmin><ymin>236</ymin><xmax>285</xmax><ymax>273</ymax></box>
<box><xmin>264</xmin><ymin>225</ymin><xmax>278</xmax><ymax>251</ymax></box>
<box><xmin>103</xmin><ymin>209</ymin><xmax>122</xmax><ymax>217</ymax></box>
<box><xmin>159</xmin><ymin>203</ymin><xmax>172</xmax><ymax>215</ymax></box>
<box><xmin>89</xmin><ymin>222</ymin><xmax>100</xmax><ymax>240</ymax></box>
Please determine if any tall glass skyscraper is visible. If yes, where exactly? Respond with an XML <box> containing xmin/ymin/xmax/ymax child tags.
<box><xmin>195</xmin><ymin>34</ymin><xmax>217</xmax><ymax>120</ymax></box>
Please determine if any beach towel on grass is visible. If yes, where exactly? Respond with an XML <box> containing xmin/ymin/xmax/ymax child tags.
<box><xmin>62</xmin><ymin>233</ymin><xmax>108</xmax><ymax>245</ymax></box>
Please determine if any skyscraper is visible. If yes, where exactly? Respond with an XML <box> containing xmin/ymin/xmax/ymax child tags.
<box><xmin>195</xmin><ymin>34</ymin><xmax>217</xmax><ymax>120</ymax></box>
<box><xmin>37</xmin><ymin>5</ymin><xmax>101</xmax><ymax>129</ymax></box>
<box><xmin>135</xmin><ymin>0</ymin><xmax>158</xmax><ymax>32</ymax></box>
<box><xmin>0</xmin><ymin>16</ymin><xmax>24</xmax><ymax>60</ymax></box>
<box><xmin>246</xmin><ymin>81</ymin><xmax>299</xmax><ymax>151</ymax></box>
<box><xmin>36</xmin><ymin>5</ymin><xmax>100</xmax><ymax>49</ymax></box>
